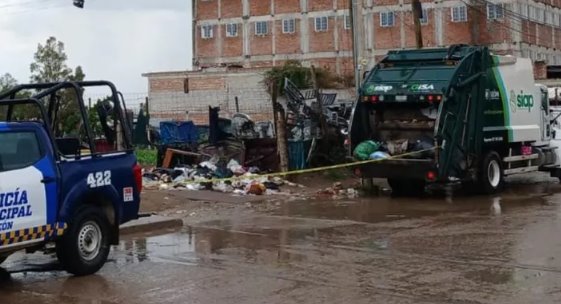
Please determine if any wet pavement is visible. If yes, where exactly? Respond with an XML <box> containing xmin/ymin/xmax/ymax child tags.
<box><xmin>3</xmin><ymin>178</ymin><xmax>561</xmax><ymax>303</ymax></box>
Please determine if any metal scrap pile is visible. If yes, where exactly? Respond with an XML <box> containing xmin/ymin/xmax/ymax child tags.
<box><xmin>142</xmin><ymin>157</ymin><xmax>302</xmax><ymax>195</ymax></box>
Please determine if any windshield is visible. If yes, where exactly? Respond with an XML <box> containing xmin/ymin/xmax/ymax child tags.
<box><xmin>366</xmin><ymin>66</ymin><xmax>456</xmax><ymax>83</ymax></box>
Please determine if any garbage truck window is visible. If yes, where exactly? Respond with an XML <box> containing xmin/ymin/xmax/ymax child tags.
<box><xmin>0</xmin><ymin>131</ymin><xmax>42</xmax><ymax>172</ymax></box>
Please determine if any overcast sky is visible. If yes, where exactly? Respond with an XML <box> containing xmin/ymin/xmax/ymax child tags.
<box><xmin>0</xmin><ymin>0</ymin><xmax>191</xmax><ymax>104</ymax></box>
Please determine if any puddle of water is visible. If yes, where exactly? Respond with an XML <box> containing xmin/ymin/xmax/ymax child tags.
<box><xmin>273</xmin><ymin>184</ymin><xmax>553</xmax><ymax>224</ymax></box>
<box><xmin>117</xmin><ymin>223</ymin><xmax>324</xmax><ymax>265</ymax></box>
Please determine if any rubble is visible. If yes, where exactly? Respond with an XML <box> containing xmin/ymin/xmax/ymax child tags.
<box><xmin>316</xmin><ymin>182</ymin><xmax>359</xmax><ymax>199</ymax></box>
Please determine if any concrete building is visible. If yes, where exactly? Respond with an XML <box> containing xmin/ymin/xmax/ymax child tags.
<box><xmin>193</xmin><ymin>0</ymin><xmax>561</xmax><ymax>71</ymax></box>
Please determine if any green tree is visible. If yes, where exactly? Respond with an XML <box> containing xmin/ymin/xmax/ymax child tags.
<box><xmin>30</xmin><ymin>37</ymin><xmax>73</xmax><ymax>83</ymax></box>
<box><xmin>30</xmin><ymin>37</ymin><xmax>86</xmax><ymax>136</ymax></box>
<box><xmin>0</xmin><ymin>73</ymin><xmax>17</xmax><ymax>94</ymax></box>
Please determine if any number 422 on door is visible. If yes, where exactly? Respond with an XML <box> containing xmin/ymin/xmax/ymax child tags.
<box><xmin>87</xmin><ymin>171</ymin><xmax>112</xmax><ymax>188</ymax></box>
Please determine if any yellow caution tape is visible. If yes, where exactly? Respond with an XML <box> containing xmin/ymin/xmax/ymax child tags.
<box><xmin>172</xmin><ymin>147</ymin><xmax>438</xmax><ymax>186</ymax></box>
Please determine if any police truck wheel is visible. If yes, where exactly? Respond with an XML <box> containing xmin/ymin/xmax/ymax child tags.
<box><xmin>479</xmin><ymin>151</ymin><xmax>504</xmax><ymax>194</ymax></box>
<box><xmin>56</xmin><ymin>206</ymin><xmax>111</xmax><ymax>276</ymax></box>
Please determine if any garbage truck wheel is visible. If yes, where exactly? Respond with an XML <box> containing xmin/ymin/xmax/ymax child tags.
<box><xmin>479</xmin><ymin>151</ymin><xmax>504</xmax><ymax>194</ymax></box>
<box><xmin>56</xmin><ymin>206</ymin><xmax>111</xmax><ymax>276</ymax></box>
<box><xmin>388</xmin><ymin>179</ymin><xmax>425</xmax><ymax>196</ymax></box>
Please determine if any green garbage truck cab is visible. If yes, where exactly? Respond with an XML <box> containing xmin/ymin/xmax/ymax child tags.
<box><xmin>350</xmin><ymin>44</ymin><xmax>559</xmax><ymax>195</ymax></box>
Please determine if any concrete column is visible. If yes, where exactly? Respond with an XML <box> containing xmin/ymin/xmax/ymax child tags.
<box><xmin>301</xmin><ymin>0</ymin><xmax>310</xmax><ymax>53</ymax></box>
<box><xmin>242</xmin><ymin>0</ymin><xmax>249</xmax><ymax>16</ymax></box>
<box><xmin>435</xmin><ymin>1</ymin><xmax>443</xmax><ymax>46</ymax></box>
<box><xmin>399</xmin><ymin>0</ymin><xmax>405</xmax><ymax>48</ymax></box>
<box><xmin>242</xmin><ymin>0</ymin><xmax>250</xmax><ymax>66</ymax></box>
<box><xmin>272</xmin><ymin>0</ymin><xmax>277</xmax><ymax>64</ymax></box>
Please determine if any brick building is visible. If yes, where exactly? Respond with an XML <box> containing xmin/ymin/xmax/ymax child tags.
<box><xmin>193</xmin><ymin>0</ymin><xmax>561</xmax><ymax>72</ymax></box>
<box><xmin>145</xmin><ymin>0</ymin><xmax>561</xmax><ymax>124</ymax></box>
<box><xmin>142</xmin><ymin>67</ymin><xmax>274</xmax><ymax>125</ymax></box>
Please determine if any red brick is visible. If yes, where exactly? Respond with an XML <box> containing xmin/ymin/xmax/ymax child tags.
<box><xmin>374</xmin><ymin>0</ymin><xmax>399</xmax><ymax>6</ymax></box>
<box><xmin>275</xmin><ymin>19</ymin><xmax>301</xmax><ymax>54</ymax></box>
<box><xmin>249</xmin><ymin>0</ymin><xmax>271</xmax><ymax>16</ymax></box>
<box><xmin>403</xmin><ymin>10</ymin><xmax>437</xmax><ymax>48</ymax></box>
<box><xmin>538</xmin><ymin>24</ymin><xmax>553</xmax><ymax>48</ymax></box>
<box><xmin>189</xmin><ymin>77</ymin><xmax>226</xmax><ymax>90</ymax></box>
<box><xmin>521</xmin><ymin>21</ymin><xmax>537</xmax><ymax>45</ymax></box>
<box><xmin>442</xmin><ymin>15</ymin><xmax>472</xmax><ymax>45</ymax></box>
<box><xmin>150</xmin><ymin>78</ymin><xmax>185</xmax><ymax>92</ymax></box>
<box><xmin>336</xmin><ymin>0</ymin><xmax>350</xmax><ymax>10</ymax></box>
<box><xmin>250</xmin><ymin>22</ymin><xmax>273</xmax><ymax>55</ymax></box>
<box><xmin>275</xmin><ymin>0</ymin><xmax>300</xmax><ymax>14</ymax></box>
<box><xmin>338</xmin><ymin>16</ymin><xmax>352</xmax><ymax>51</ymax></box>
<box><xmin>308</xmin><ymin>0</ymin><xmax>333</xmax><ymax>12</ymax></box>
<box><xmin>223</xmin><ymin>24</ymin><xmax>243</xmax><ymax>57</ymax></box>
<box><xmin>196</xmin><ymin>0</ymin><xmax>218</xmax><ymax>20</ymax></box>
<box><xmin>220</xmin><ymin>0</ymin><xmax>243</xmax><ymax>19</ymax></box>
<box><xmin>196</xmin><ymin>26</ymin><xmax>220</xmax><ymax>59</ymax></box>
<box><xmin>312</xmin><ymin>58</ymin><xmax>337</xmax><ymax>72</ymax></box>
<box><xmin>374</xmin><ymin>12</ymin><xmax>401</xmax><ymax>49</ymax></box>
<box><xmin>309</xmin><ymin>17</ymin><xmax>335</xmax><ymax>52</ymax></box>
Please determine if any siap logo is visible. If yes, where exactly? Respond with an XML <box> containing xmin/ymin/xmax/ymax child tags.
<box><xmin>509</xmin><ymin>90</ymin><xmax>534</xmax><ymax>113</ymax></box>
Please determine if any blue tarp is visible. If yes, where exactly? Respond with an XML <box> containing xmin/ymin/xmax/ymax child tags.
<box><xmin>159</xmin><ymin>121</ymin><xmax>199</xmax><ymax>145</ymax></box>
<box><xmin>288</xmin><ymin>140</ymin><xmax>312</xmax><ymax>170</ymax></box>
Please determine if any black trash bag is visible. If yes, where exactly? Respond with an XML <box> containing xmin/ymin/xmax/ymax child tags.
<box><xmin>408</xmin><ymin>136</ymin><xmax>435</xmax><ymax>159</ymax></box>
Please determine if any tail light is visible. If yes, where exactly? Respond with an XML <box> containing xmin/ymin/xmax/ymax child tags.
<box><xmin>427</xmin><ymin>95</ymin><xmax>434</xmax><ymax>102</ymax></box>
<box><xmin>133</xmin><ymin>163</ymin><xmax>143</xmax><ymax>193</ymax></box>
<box><xmin>426</xmin><ymin>170</ymin><xmax>437</xmax><ymax>181</ymax></box>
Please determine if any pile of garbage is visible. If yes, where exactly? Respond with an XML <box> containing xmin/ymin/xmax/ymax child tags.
<box><xmin>143</xmin><ymin>157</ymin><xmax>302</xmax><ymax>195</ymax></box>
<box><xmin>353</xmin><ymin>138</ymin><xmax>435</xmax><ymax>161</ymax></box>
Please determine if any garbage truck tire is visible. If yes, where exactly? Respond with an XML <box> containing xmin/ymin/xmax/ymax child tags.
<box><xmin>478</xmin><ymin>151</ymin><xmax>504</xmax><ymax>194</ymax></box>
<box><xmin>388</xmin><ymin>178</ymin><xmax>425</xmax><ymax>196</ymax></box>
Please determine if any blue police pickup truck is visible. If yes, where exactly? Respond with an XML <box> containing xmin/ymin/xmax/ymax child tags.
<box><xmin>0</xmin><ymin>81</ymin><xmax>141</xmax><ymax>276</ymax></box>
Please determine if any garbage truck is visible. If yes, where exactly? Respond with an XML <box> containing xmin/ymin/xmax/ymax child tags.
<box><xmin>349</xmin><ymin>44</ymin><xmax>561</xmax><ymax>195</ymax></box>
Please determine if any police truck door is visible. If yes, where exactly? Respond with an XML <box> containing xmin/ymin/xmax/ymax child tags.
<box><xmin>0</xmin><ymin>128</ymin><xmax>58</xmax><ymax>247</ymax></box>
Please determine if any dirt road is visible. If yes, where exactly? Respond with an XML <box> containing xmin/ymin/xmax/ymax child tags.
<box><xmin>2</xmin><ymin>176</ymin><xmax>561</xmax><ymax>303</ymax></box>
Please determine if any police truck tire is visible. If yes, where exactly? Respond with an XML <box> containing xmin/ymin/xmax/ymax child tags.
<box><xmin>479</xmin><ymin>151</ymin><xmax>504</xmax><ymax>194</ymax></box>
<box><xmin>56</xmin><ymin>206</ymin><xmax>111</xmax><ymax>276</ymax></box>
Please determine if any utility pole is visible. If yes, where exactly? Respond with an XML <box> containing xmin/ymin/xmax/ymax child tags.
<box><xmin>350</xmin><ymin>0</ymin><xmax>361</xmax><ymax>95</ymax></box>
<box><xmin>412</xmin><ymin>0</ymin><xmax>423</xmax><ymax>49</ymax></box>
<box><xmin>271</xmin><ymin>82</ymin><xmax>289</xmax><ymax>173</ymax></box>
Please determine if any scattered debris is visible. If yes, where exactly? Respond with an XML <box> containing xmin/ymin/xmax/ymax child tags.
<box><xmin>143</xmin><ymin>158</ymin><xmax>301</xmax><ymax>196</ymax></box>
<box><xmin>316</xmin><ymin>182</ymin><xmax>359</xmax><ymax>199</ymax></box>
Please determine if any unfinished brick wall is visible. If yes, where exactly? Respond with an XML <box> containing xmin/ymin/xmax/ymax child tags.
<box><xmin>249</xmin><ymin>0</ymin><xmax>271</xmax><ymax>16</ymax></box>
<box><xmin>275</xmin><ymin>19</ymin><xmax>301</xmax><ymax>54</ymax></box>
<box><xmin>309</xmin><ymin>17</ymin><xmax>336</xmax><ymax>52</ymax></box>
<box><xmin>147</xmin><ymin>71</ymin><xmax>274</xmax><ymax>126</ymax></box>
<box><xmin>275</xmin><ymin>0</ymin><xmax>300</xmax><ymax>14</ymax></box>
<box><xmin>221</xmin><ymin>0</ymin><xmax>243</xmax><ymax>19</ymax></box>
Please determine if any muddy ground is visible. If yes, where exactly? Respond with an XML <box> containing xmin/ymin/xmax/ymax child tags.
<box><xmin>2</xmin><ymin>173</ymin><xmax>561</xmax><ymax>303</ymax></box>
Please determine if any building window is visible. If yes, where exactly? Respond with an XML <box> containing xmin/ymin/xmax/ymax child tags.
<box><xmin>201</xmin><ymin>25</ymin><xmax>213</xmax><ymax>39</ymax></box>
<box><xmin>255</xmin><ymin>21</ymin><xmax>268</xmax><ymax>35</ymax></box>
<box><xmin>282</xmin><ymin>18</ymin><xmax>295</xmax><ymax>34</ymax></box>
<box><xmin>487</xmin><ymin>3</ymin><xmax>504</xmax><ymax>20</ymax></box>
<box><xmin>344</xmin><ymin>14</ymin><xmax>351</xmax><ymax>30</ymax></box>
<box><xmin>380</xmin><ymin>11</ymin><xmax>395</xmax><ymax>27</ymax></box>
<box><xmin>420</xmin><ymin>8</ymin><xmax>428</xmax><ymax>25</ymax></box>
<box><xmin>226</xmin><ymin>23</ymin><xmax>238</xmax><ymax>37</ymax></box>
<box><xmin>315</xmin><ymin>16</ymin><xmax>328</xmax><ymax>32</ymax></box>
<box><xmin>451</xmin><ymin>6</ymin><xmax>467</xmax><ymax>22</ymax></box>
